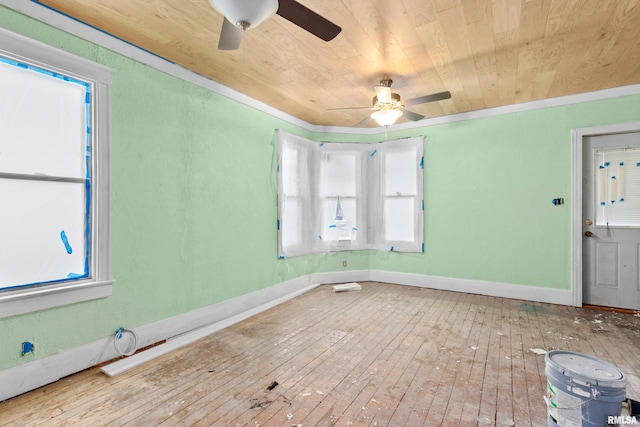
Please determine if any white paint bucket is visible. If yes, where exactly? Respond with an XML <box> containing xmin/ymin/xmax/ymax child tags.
<box><xmin>545</xmin><ymin>350</ymin><xmax>627</xmax><ymax>427</ymax></box>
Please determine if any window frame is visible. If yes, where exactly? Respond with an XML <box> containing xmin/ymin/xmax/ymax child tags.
<box><xmin>277</xmin><ymin>130</ymin><xmax>424</xmax><ymax>258</ymax></box>
<box><xmin>374</xmin><ymin>139</ymin><xmax>425</xmax><ymax>252</ymax></box>
<box><xmin>0</xmin><ymin>28</ymin><xmax>116</xmax><ymax>319</ymax></box>
<box><xmin>317</xmin><ymin>144</ymin><xmax>368</xmax><ymax>252</ymax></box>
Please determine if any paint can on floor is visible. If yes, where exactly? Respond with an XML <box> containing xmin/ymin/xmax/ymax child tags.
<box><xmin>545</xmin><ymin>350</ymin><xmax>627</xmax><ymax>427</ymax></box>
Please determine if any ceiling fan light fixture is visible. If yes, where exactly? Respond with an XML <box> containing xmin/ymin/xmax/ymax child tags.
<box><xmin>209</xmin><ymin>0</ymin><xmax>278</xmax><ymax>30</ymax></box>
<box><xmin>371</xmin><ymin>108</ymin><xmax>403</xmax><ymax>126</ymax></box>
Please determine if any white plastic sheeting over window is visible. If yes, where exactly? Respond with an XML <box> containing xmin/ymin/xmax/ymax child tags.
<box><xmin>0</xmin><ymin>27</ymin><xmax>115</xmax><ymax>318</ymax></box>
<box><xmin>277</xmin><ymin>130</ymin><xmax>424</xmax><ymax>257</ymax></box>
<box><xmin>595</xmin><ymin>149</ymin><xmax>640</xmax><ymax>227</ymax></box>
<box><xmin>0</xmin><ymin>59</ymin><xmax>90</xmax><ymax>289</ymax></box>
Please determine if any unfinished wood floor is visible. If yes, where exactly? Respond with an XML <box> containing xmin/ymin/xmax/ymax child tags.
<box><xmin>2</xmin><ymin>282</ymin><xmax>640</xmax><ymax>427</ymax></box>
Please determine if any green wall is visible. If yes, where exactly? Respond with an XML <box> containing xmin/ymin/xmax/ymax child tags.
<box><xmin>374</xmin><ymin>100</ymin><xmax>640</xmax><ymax>288</ymax></box>
<box><xmin>1</xmin><ymin>5</ymin><xmax>639</xmax><ymax>372</ymax></box>
<box><xmin>320</xmin><ymin>97</ymin><xmax>640</xmax><ymax>288</ymax></box>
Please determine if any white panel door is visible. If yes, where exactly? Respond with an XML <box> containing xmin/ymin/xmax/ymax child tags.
<box><xmin>582</xmin><ymin>132</ymin><xmax>640</xmax><ymax>310</ymax></box>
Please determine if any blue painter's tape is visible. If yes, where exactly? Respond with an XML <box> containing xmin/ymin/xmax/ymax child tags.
<box><xmin>352</xmin><ymin>227</ymin><xmax>358</xmax><ymax>231</ymax></box>
<box><xmin>390</xmin><ymin>246</ymin><xmax>394</xmax><ymax>251</ymax></box>
<box><xmin>600</xmin><ymin>165</ymin><xmax>605</xmax><ymax>169</ymax></box>
<box><xmin>277</xmin><ymin>164</ymin><xmax>280</xmax><ymax>172</ymax></box>
<box><xmin>67</xmin><ymin>272</ymin><xmax>84</xmax><ymax>279</ymax></box>
<box><xmin>601</xmin><ymin>202</ymin><xmax>606</xmax><ymax>206</ymax></box>
<box><xmin>60</xmin><ymin>230</ymin><xmax>73</xmax><ymax>254</ymax></box>
<box><xmin>605</xmin><ymin>162</ymin><xmax>610</xmax><ymax>166</ymax></box>
<box><xmin>329</xmin><ymin>224</ymin><xmax>337</xmax><ymax>229</ymax></box>
<box><xmin>620</xmin><ymin>198</ymin><xmax>625</xmax><ymax>202</ymax></box>
<box><xmin>620</xmin><ymin>162</ymin><xmax>624</xmax><ymax>166</ymax></box>
<box><xmin>422</xmin><ymin>200</ymin><xmax>424</xmax><ymax>211</ymax></box>
<box><xmin>22</xmin><ymin>341</ymin><xmax>34</xmax><ymax>355</ymax></box>
<box><xmin>277</xmin><ymin>219</ymin><xmax>280</xmax><ymax>230</ymax></box>
<box><xmin>420</xmin><ymin>156</ymin><xmax>424</xmax><ymax>168</ymax></box>
<box><xmin>637</xmin><ymin>163</ymin><xmax>640</xmax><ymax>167</ymax></box>
<box><xmin>612</xmin><ymin>176</ymin><xmax>617</xmax><ymax>179</ymax></box>
<box><xmin>422</xmin><ymin>243</ymin><xmax>425</xmax><ymax>253</ymax></box>
<box><xmin>371</xmin><ymin>149</ymin><xmax>377</xmax><ymax>157</ymax></box>
<box><xmin>315</xmin><ymin>234</ymin><xmax>322</xmax><ymax>240</ymax></box>
<box><xmin>0</xmin><ymin>56</ymin><xmax>89</xmax><ymax>87</ymax></box>
<box><xmin>320</xmin><ymin>142</ymin><xmax>325</xmax><ymax>147</ymax></box>
<box><xmin>82</xmin><ymin>85</ymin><xmax>92</xmax><ymax>279</ymax></box>
<box><xmin>84</xmin><ymin>177</ymin><xmax>91</xmax><ymax>277</ymax></box>
<box><xmin>0</xmin><ymin>273</ymin><xmax>90</xmax><ymax>292</ymax></box>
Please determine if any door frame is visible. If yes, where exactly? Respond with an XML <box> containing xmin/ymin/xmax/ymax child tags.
<box><xmin>571</xmin><ymin>121</ymin><xmax>640</xmax><ymax>307</ymax></box>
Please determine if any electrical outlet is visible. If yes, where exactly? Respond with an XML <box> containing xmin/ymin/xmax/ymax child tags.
<box><xmin>342</xmin><ymin>260</ymin><xmax>347</xmax><ymax>267</ymax></box>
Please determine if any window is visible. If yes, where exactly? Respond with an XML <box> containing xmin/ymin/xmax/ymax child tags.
<box><xmin>277</xmin><ymin>130</ymin><xmax>424</xmax><ymax>257</ymax></box>
<box><xmin>595</xmin><ymin>148</ymin><xmax>640</xmax><ymax>227</ymax></box>
<box><xmin>0</xmin><ymin>28</ymin><xmax>115</xmax><ymax>318</ymax></box>
<box><xmin>319</xmin><ymin>149</ymin><xmax>361</xmax><ymax>245</ymax></box>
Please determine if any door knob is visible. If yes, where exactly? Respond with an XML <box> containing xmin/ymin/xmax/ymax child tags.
<box><xmin>585</xmin><ymin>231</ymin><xmax>593</xmax><ymax>237</ymax></box>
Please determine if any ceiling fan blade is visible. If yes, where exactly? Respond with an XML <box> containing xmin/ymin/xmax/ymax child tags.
<box><xmin>404</xmin><ymin>91</ymin><xmax>452</xmax><ymax>107</ymax></box>
<box><xmin>276</xmin><ymin>0</ymin><xmax>341</xmax><ymax>41</ymax></box>
<box><xmin>218</xmin><ymin>17</ymin><xmax>244</xmax><ymax>50</ymax></box>
<box><xmin>403</xmin><ymin>110</ymin><xmax>425</xmax><ymax>121</ymax></box>
<box><xmin>374</xmin><ymin>85</ymin><xmax>392</xmax><ymax>104</ymax></box>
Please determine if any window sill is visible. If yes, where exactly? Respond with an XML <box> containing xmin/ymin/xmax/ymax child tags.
<box><xmin>0</xmin><ymin>279</ymin><xmax>114</xmax><ymax>319</ymax></box>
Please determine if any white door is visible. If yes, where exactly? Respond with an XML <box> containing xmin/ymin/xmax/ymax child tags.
<box><xmin>582</xmin><ymin>131</ymin><xmax>640</xmax><ymax>310</ymax></box>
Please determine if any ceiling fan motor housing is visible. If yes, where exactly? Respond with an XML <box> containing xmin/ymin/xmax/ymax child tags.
<box><xmin>373</xmin><ymin>92</ymin><xmax>403</xmax><ymax>109</ymax></box>
<box><xmin>209</xmin><ymin>0</ymin><xmax>278</xmax><ymax>29</ymax></box>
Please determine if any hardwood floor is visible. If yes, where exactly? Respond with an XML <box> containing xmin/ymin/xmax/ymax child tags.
<box><xmin>2</xmin><ymin>282</ymin><xmax>640</xmax><ymax>426</ymax></box>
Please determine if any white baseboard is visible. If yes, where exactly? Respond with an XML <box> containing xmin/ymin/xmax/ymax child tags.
<box><xmin>368</xmin><ymin>270</ymin><xmax>574</xmax><ymax>306</ymax></box>
<box><xmin>309</xmin><ymin>269</ymin><xmax>371</xmax><ymax>284</ymax></box>
<box><xmin>0</xmin><ymin>270</ymin><xmax>571</xmax><ymax>402</ymax></box>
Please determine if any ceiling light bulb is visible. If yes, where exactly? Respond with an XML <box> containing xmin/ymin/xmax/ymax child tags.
<box><xmin>371</xmin><ymin>108</ymin><xmax>403</xmax><ymax>126</ymax></box>
<box><xmin>209</xmin><ymin>0</ymin><xmax>278</xmax><ymax>29</ymax></box>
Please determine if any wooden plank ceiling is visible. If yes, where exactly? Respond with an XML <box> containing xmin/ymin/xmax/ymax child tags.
<box><xmin>35</xmin><ymin>0</ymin><xmax>640</xmax><ymax>127</ymax></box>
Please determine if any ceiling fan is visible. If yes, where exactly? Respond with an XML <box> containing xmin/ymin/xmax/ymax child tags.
<box><xmin>329</xmin><ymin>78</ymin><xmax>452</xmax><ymax>126</ymax></box>
<box><xmin>209</xmin><ymin>0</ymin><xmax>342</xmax><ymax>50</ymax></box>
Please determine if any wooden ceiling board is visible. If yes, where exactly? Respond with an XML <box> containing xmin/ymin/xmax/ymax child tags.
<box><xmin>32</xmin><ymin>0</ymin><xmax>640</xmax><ymax>127</ymax></box>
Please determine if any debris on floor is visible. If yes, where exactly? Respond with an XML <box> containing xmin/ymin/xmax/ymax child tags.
<box><xmin>249</xmin><ymin>398</ymin><xmax>272</xmax><ymax>410</ymax></box>
<box><xmin>332</xmin><ymin>283</ymin><xmax>362</xmax><ymax>292</ymax></box>
<box><xmin>266</xmin><ymin>381</ymin><xmax>279</xmax><ymax>391</ymax></box>
<box><xmin>530</xmin><ymin>348</ymin><xmax>548</xmax><ymax>355</ymax></box>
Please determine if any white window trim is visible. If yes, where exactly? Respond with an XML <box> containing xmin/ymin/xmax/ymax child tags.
<box><xmin>0</xmin><ymin>28</ymin><xmax>116</xmax><ymax>319</ymax></box>
<box><xmin>369</xmin><ymin>138</ymin><xmax>425</xmax><ymax>252</ymax></box>
<box><xmin>277</xmin><ymin>131</ymin><xmax>424</xmax><ymax>257</ymax></box>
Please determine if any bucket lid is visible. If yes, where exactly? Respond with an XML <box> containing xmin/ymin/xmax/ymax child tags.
<box><xmin>546</xmin><ymin>350</ymin><xmax>627</xmax><ymax>388</ymax></box>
